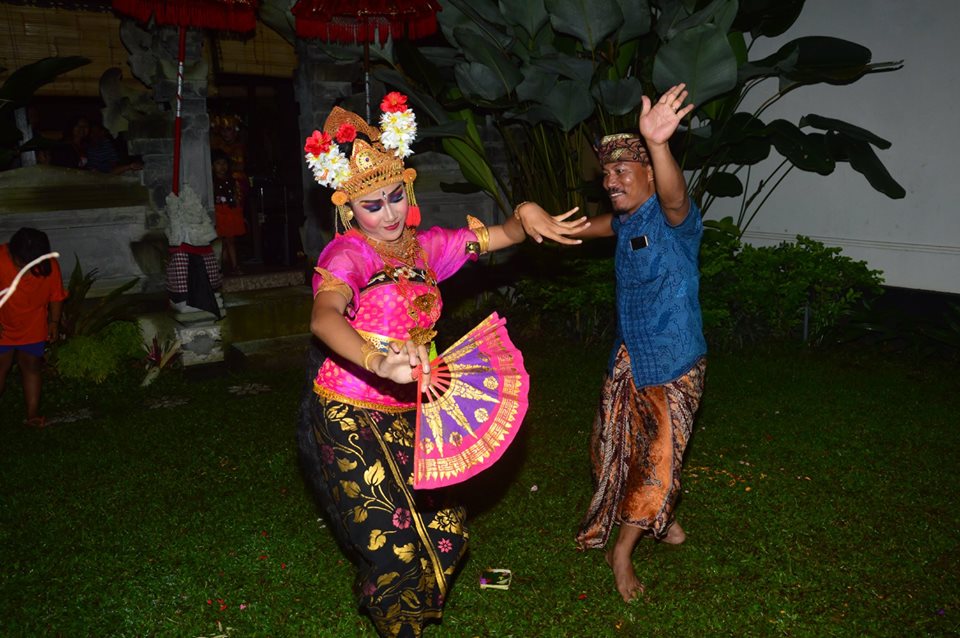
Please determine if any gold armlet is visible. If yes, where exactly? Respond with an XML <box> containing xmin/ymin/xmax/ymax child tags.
<box><xmin>360</xmin><ymin>340</ymin><xmax>386</xmax><ymax>373</ymax></box>
<box><xmin>466</xmin><ymin>215</ymin><xmax>490</xmax><ymax>254</ymax></box>
<box><xmin>314</xmin><ymin>267</ymin><xmax>353</xmax><ymax>303</ymax></box>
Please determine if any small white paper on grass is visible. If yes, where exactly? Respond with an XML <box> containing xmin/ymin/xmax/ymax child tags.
<box><xmin>479</xmin><ymin>568</ymin><xmax>512</xmax><ymax>590</ymax></box>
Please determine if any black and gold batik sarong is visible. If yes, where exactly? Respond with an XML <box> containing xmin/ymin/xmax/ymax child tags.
<box><xmin>577</xmin><ymin>345</ymin><xmax>706</xmax><ymax>549</ymax></box>
<box><xmin>307</xmin><ymin>395</ymin><xmax>468</xmax><ymax>638</ymax></box>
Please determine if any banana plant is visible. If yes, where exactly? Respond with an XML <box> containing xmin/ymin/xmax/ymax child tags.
<box><xmin>369</xmin><ymin>0</ymin><xmax>903</xmax><ymax>231</ymax></box>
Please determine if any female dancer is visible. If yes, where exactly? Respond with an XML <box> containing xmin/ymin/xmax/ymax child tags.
<box><xmin>302</xmin><ymin>94</ymin><xmax>587</xmax><ymax>637</ymax></box>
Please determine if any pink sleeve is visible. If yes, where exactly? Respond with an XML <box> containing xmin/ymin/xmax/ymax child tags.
<box><xmin>418</xmin><ymin>226</ymin><xmax>479</xmax><ymax>282</ymax></box>
<box><xmin>311</xmin><ymin>236</ymin><xmax>376</xmax><ymax>317</ymax></box>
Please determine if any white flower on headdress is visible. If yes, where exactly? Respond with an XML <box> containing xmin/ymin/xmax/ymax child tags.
<box><xmin>379</xmin><ymin>92</ymin><xmax>417</xmax><ymax>159</ymax></box>
<box><xmin>304</xmin><ymin>129</ymin><xmax>352</xmax><ymax>189</ymax></box>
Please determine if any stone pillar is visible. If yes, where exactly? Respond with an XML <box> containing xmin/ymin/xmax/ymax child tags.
<box><xmin>121</xmin><ymin>21</ymin><xmax>212</xmax><ymax>214</ymax></box>
<box><xmin>120</xmin><ymin>20</ymin><xmax>222</xmax><ymax>366</ymax></box>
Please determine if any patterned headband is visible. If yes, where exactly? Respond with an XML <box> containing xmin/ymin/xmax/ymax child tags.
<box><xmin>595</xmin><ymin>133</ymin><xmax>650</xmax><ymax>165</ymax></box>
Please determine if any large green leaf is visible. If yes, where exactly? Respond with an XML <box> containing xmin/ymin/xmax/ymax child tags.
<box><xmin>446</xmin><ymin>0</ymin><xmax>509</xmax><ymax>30</ymax></box>
<box><xmin>541</xmin><ymin>79</ymin><xmax>594</xmax><ymax>131</ymax></box>
<box><xmin>419</xmin><ymin>47</ymin><xmax>461</xmax><ymax>68</ymax></box>
<box><xmin>657</xmin><ymin>0</ymin><xmax>737</xmax><ymax>41</ymax></box>
<box><xmin>545</xmin><ymin>0</ymin><xmax>624</xmax><ymax>50</ymax></box>
<box><xmin>454</xmin><ymin>27</ymin><xmax>523</xmax><ymax>95</ymax></box>
<box><xmin>455</xmin><ymin>62</ymin><xmax>511</xmax><ymax>101</ymax></box>
<box><xmin>441</xmin><ymin>137</ymin><xmax>501</xmax><ymax>202</ymax></box>
<box><xmin>499</xmin><ymin>0</ymin><xmax>550</xmax><ymax>39</ymax></box>
<box><xmin>531</xmin><ymin>53</ymin><xmax>595</xmax><ymax>83</ymax></box>
<box><xmin>592</xmin><ymin>78</ymin><xmax>644</xmax><ymax>116</ymax></box>
<box><xmin>449</xmin><ymin>108</ymin><xmax>486</xmax><ymax>151</ymax></box>
<box><xmin>756</xmin><ymin>36</ymin><xmax>902</xmax><ymax>90</ymax></box>
<box><xmin>738</xmin><ymin>43</ymin><xmax>799</xmax><ymax>82</ymax></box>
<box><xmin>395</xmin><ymin>41</ymin><xmax>447</xmax><ymax>97</ymax></box>
<box><xmin>0</xmin><ymin>56</ymin><xmax>90</xmax><ymax>109</ymax></box>
<box><xmin>725</xmin><ymin>137</ymin><xmax>770</xmax><ymax>165</ymax></box>
<box><xmin>517</xmin><ymin>67</ymin><xmax>560</xmax><ymax>102</ymax></box>
<box><xmin>418</xmin><ymin>121</ymin><xmax>470</xmax><ymax>140</ymax></box>
<box><xmin>613</xmin><ymin>0</ymin><xmax>652</xmax><ymax>42</ymax></box>
<box><xmin>701</xmin><ymin>32</ymin><xmax>747</xmax><ymax>121</ymax></box>
<box><xmin>653</xmin><ymin>23</ymin><xmax>738</xmax><ymax>107</ymax></box>
<box><xmin>705</xmin><ymin>171</ymin><xmax>743</xmax><ymax>197</ymax></box>
<box><xmin>373</xmin><ymin>68</ymin><xmax>450</xmax><ymax>124</ymax></box>
<box><xmin>440</xmin><ymin>0</ymin><xmax>513</xmax><ymax>52</ymax></box>
<box><xmin>765</xmin><ymin>119</ymin><xmax>834</xmax><ymax>174</ymax></box>
<box><xmin>505</xmin><ymin>105</ymin><xmax>556</xmax><ymax>127</ymax></box>
<box><xmin>799</xmin><ymin>113</ymin><xmax>892</xmax><ymax>149</ymax></box>
<box><xmin>826</xmin><ymin>133</ymin><xmax>905</xmax><ymax>199</ymax></box>
<box><xmin>733</xmin><ymin>0</ymin><xmax>805</xmax><ymax>38</ymax></box>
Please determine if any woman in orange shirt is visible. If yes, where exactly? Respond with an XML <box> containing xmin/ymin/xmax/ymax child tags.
<box><xmin>0</xmin><ymin>228</ymin><xmax>67</xmax><ymax>428</ymax></box>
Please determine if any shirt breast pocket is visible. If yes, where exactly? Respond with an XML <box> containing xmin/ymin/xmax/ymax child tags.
<box><xmin>620</xmin><ymin>241</ymin><xmax>664</xmax><ymax>285</ymax></box>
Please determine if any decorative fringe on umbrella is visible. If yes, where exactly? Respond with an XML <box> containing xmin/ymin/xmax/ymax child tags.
<box><xmin>292</xmin><ymin>0</ymin><xmax>439</xmax><ymax>44</ymax></box>
<box><xmin>111</xmin><ymin>0</ymin><xmax>258</xmax><ymax>32</ymax></box>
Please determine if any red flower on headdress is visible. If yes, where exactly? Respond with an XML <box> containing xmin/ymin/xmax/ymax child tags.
<box><xmin>381</xmin><ymin>92</ymin><xmax>409</xmax><ymax>114</ymax></box>
<box><xmin>334</xmin><ymin>123</ymin><xmax>357</xmax><ymax>144</ymax></box>
<box><xmin>304</xmin><ymin>130</ymin><xmax>332</xmax><ymax>156</ymax></box>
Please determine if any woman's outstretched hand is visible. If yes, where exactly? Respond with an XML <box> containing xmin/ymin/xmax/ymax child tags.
<box><xmin>516</xmin><ymin>203</ymin><xmax>590</xmax><ymax>244</ymax></box>
<box><xmin>374</xmin><ymin>339</ymin><xmax>431</xmax><ymax>386</ymax></box>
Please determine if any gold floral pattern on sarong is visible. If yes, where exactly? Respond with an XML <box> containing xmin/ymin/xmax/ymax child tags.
<box><xmin>310</xmin><ymin>397</ymin><xmax>468</xmax><ymax>638</ymax></box>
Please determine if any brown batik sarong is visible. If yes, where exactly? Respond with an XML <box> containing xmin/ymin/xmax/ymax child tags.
<box><xmin>576</xmin><ymin>345</ymin><xmax>706</xmax><ymax>549</ymax></box>
<box><xmin>308</xmin><ymin>395</ymin><xmax>468</xmax><ymax>638</ymax></box>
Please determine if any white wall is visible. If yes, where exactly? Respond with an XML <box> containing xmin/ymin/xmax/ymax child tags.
<box><xmin>705</xmin><ymin>0</ymin><xmax>960</xmax><ymax>293</ymax></box>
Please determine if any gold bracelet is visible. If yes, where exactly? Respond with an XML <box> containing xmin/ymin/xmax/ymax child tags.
<box><xmin>513</xmin><ymin>201</ymin><xmax>532</xmax><ymax>221</ymax></box>
<box><xmin>360</xmin><ymin>341</ymin><xmax>386</xmax><ymax>373</ymax></box>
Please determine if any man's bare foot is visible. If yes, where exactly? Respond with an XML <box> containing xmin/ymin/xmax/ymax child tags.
<box><xmin>661</xmin><ymin>521</ymin><xmax>686</xmax><ymax>545</ymax></box>
<box><xmin>605</xmin><ymin>547</ymin><xmax>645</xmax><ymax>602</ymax></box>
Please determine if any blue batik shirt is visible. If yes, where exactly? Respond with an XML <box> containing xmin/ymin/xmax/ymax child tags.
<box><xmin>610</xmin><ymin>193</ymin><xmax>707</xmax><ymax>388</ymax></box>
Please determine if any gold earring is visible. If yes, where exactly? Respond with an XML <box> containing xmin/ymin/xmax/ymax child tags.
<box><xmin>337</xmin><ymin>204</ymin><xmax>354</xmax><ymax>232</ymax></box>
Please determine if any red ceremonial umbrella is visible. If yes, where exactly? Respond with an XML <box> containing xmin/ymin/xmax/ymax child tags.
<box><xmin>111</xmin><ymin>0</ymin><xmax>259</xmax><ymax>195</ymax></box>
<box><xmin>291</xmin><ymin>0</ymin><xmax>440</xmax><ymax>121</ymax></box>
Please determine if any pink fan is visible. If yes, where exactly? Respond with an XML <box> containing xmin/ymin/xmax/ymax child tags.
<box><xmin>413</xmin><ymin>313</ymin><xmax>529</xmax><ymax>489</ymax></box>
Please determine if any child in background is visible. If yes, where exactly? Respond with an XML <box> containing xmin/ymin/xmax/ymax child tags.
<box><xmin>0</xmin><ymin>228</ymin><xmax>67</xmax><ymax>428</ymax></box>
<box><xmin>212</xmin><ymin>150</ymin><xmax>247</xmax><ymax>275</ymax></box>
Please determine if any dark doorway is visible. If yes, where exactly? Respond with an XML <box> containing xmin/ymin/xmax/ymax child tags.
<box><xmin>208</xmin><ymin>74</ymin><xmax>303</xmax><ymax>269</ymax></box>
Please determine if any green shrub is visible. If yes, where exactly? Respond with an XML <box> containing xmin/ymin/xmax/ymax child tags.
<box><xmin>513</xmin><ymin>253</ymin><xmax>616</xmax><ymax>345</ymax></box>
<box><xmin>53</xmin><ymin>320</ymin><xmax>144</xmax><ymax>384</ymax></box>
<box><xmin>700</xmin><ymin>220</ymin><xmax>884</xmax><ymax>348</ymax></box>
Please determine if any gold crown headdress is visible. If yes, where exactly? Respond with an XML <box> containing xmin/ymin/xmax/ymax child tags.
<box><xmin>304</xmin><ymin>93</ymin><xmax>420</xmax><ymax>231</ymax></box>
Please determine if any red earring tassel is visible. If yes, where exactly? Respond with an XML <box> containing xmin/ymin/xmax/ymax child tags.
<box><xmin>405</xmin><ymin>205</ymin><xmax>421</xmax><ymax>228</ymax></box>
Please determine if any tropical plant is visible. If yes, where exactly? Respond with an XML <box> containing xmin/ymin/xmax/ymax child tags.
<box><xmin>370</xmin><ymin>0</ymin><xmax>903</xmax><ymax>231</ymax></box>
<box><xmin>142</xmin><ymin>336</ymin><xmax>181</xmax><ymax>387</ymax></box>
<box><xmin>60</xmin><ymin>257</ymin><xmax>139</xmax><ymax>338</ymax></box>
<box><xmin>54</xmin><ymin>320</ymin><xmax>145</xmax><ymax>384</ymax></box>
<box><xmin>698</xmin><ymin>219</ymin><xmax>884</xmax><ymax>347</ymax></box>
<box><xmin>0</xmin><ymin>56</ymin><xmax>90</xmax><ymax>167</ymax></box>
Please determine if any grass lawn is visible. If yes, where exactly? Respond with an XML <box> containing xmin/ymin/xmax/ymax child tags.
<box><xmin>1</xmin><ymin>340</ymin><xmax>958</xmax><ymax>637</ymax></box>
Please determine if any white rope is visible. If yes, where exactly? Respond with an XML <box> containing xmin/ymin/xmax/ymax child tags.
<box><xmin>0</xmin><ymin>252</ymin><xmax>60</xmax><ymax>308</ymax></box>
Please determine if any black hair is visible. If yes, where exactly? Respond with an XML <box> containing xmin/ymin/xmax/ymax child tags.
<box><xmin>9</xmin><ymin>227</ymin><xmax>53</xmax><ymax>277</ymax></box>
<box><xmin>336</xmin><ymin>131</ymin><xmax>374</xmax><ymax>159</ymax></box>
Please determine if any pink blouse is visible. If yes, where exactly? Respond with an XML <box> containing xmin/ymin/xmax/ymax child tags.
<box><xmin>312</xmin><ymin>226</ymin><xmax>479</xmax><ymax>412</ymax></box>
